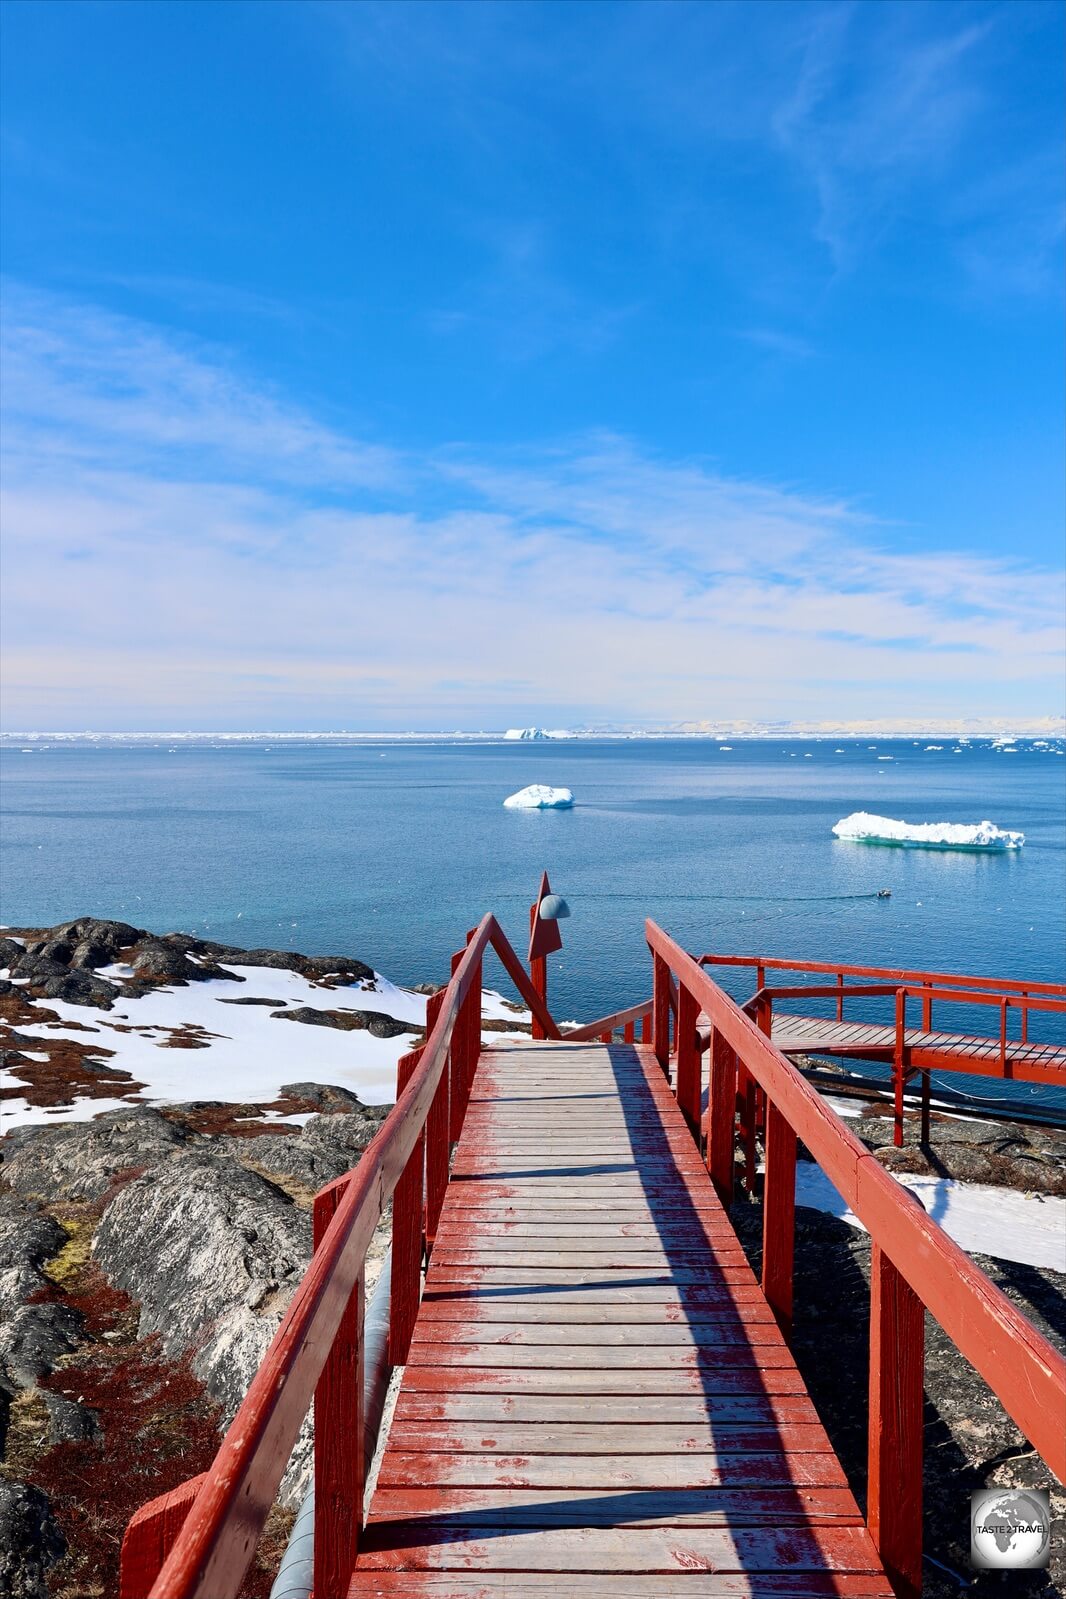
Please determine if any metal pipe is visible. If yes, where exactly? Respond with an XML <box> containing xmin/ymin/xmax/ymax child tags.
<box><xmin>269</xmin><ymin>1250</ymin><xmax>394</xmax><ymax>1599</ymax></box>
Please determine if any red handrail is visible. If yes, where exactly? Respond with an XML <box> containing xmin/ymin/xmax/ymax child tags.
<box><xmin>120</xmin><ymin>912</ymin><xmax>559</xmax><ymax>1599</ymax></box>
<box><xmin>650</xmin><ymin>921</ymin><xmax>1066</xmax><ymax>1598</ymax></box>
<box><xmin>701</xmin><ymin>950</ymin><xmax>1066</xmax><ymax>997</ymax></box>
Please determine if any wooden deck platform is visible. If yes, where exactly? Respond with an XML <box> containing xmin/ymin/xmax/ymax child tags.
<box><xmin>770</xmin><ymin>1015</ymin><xmax>1066</xmax><ymax>1082</ymax></box>
<box><xmin>348</xmin><ymin>1042</ymin><xmax>892</xmax><ymax>1597</ymax></box>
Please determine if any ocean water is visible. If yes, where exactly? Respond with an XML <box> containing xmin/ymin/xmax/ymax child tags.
<box><xmin>2</xmin><ymin>737</ymin><xmax>1064</xmax><ymax>1114</ymax></box>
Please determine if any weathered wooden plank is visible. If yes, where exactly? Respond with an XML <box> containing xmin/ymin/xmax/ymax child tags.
<box><xmin>385</xmin><ymin>1421</ymin><xmax>833</xmax><ymax>1454</ymax></box>
<box><xmin>354</xmin><ymin>1524</ymin><xmax>883</xmax><ymax>1572</ymax></box>
<box><xmin>392</xmin><ymin>1392</ymin><xmax>819</xmax><ymax>1425</ymax></box>
<box><xmin>404</xmin><ymin>1344</ymin><xmax>797</xmax><ymax>1370</ymax></box>
<box><xmin>399</xmin><ymin>1365</ymin><xmax>810</xmax><ymax>1396</ymax></box>
<box><xmin>408</xmin><ymin>1321</ymin><xmax>785</xmax><ymax>1347</ymax></box>
<box><xmin>367</xmin><ymin>1485</ymin><xmax>861</xmax><ymax>1527</ymax></box>
<box><xmin>416</xmin><ymin>1298</ymin><xmax>775</xmax><ymax>1324</ymax></box>
<box><xmin>350</xmin><ymin>1575</ymin><xmax>893</xmax><ymax>1598</ymax></box>
<box><xmin>375</xmin><ymin>1450</ymin><xmax>849</xmax><ymax>1489</ymax></box>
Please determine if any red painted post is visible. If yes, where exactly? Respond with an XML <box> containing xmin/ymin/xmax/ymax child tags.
<box><xmin>675</xmin><ymin>981</ymin><xmax>701</xmax><ymax>1141</ymax></box>
<box><xmin>313</xmin><ymin>1185</ymin><xmax>365</xmax><ymax>1596</ymax></box>
<box><xmin>640</xmin><ymin>1008</ymin><xmax>651</xmax><ymax>1044</ymax></box>
<box><xmin>119</xmin><ymin>1475</ymin><xmax>207</xmax><ymax>1599</ymax></box>
<box><xmin>389</xmin><ymin>1047</ymin><xmax>425</xmax><ymax>1365</ymax></box>
<box><xmin>921</xmin><ymin>982</ymin><xmax>932</xmax><ymax>1033</ymax></box>
<box><xmin>529</xmin><ymin>903</ymin><xmax>547</xmax><ymax>1041</ymax></box>
<box><xmin>761</xmin><ymin>1101</ymin><xmax>797</xmax><ymax>1337</ymax></box>
<box><xmin>999</xmin><ymin>997</ymin><xmax>1009</xmax><ymax>1075</ymax></box>
<box><xmin>836</xmin><ymin>971</ymin><xmax>844</xmax><ymax>1023</ymax></box>
<box><xmin>707</xmin><ymin>1029</ymin><xmax>737</xmax><ymax>1206</ymax></box>
<box><xmin>868</xmin><ymin>1242</ymin><xmax>925</xmax><ymax>1599</ymax></box>
<box><xmin>623</xmin><ymin>1019</ymin><xmax>635</xmax><ymax>1044</ymax></box>
<box><xmin>448</xmin><ymin>953</ymin><xmax>465</xmax><ymax>1142</ymax></box>
<box><xmin>1021</xmin><ymin>991</ymin><xmax>1028</xmax><ymax>1044</ymax></box>
<box><xmin>893</xmin><ymin>990</ymin><xmax>906</xmax><ymax>1148</ymax></box>
<box><xmin>423</xmin><ymin>990</ymin><xmax>449</xmax><ymax>1251</ymax></box>
<box><xmin>652</xmin><ymin>952</ymin><xmax>671</xmax><ymax>1074</ymax></box>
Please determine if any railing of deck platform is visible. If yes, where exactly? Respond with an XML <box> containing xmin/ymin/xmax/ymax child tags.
<box><xmin>650</xmin><ymin>921</ymin><xmax>1066</xmax><ymax>1599</ymax></box>
<box><xmin>118</xmin><ymin>912</ymin><xmax>559</xmax><ymax>1599</ymax></box>
<box><xmin>749</xmin><ymin>979</ymin><xmax>1066</xmax><ymax>1145</ymax></box>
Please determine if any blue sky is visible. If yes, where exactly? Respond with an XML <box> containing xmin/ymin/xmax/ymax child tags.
<box><xmin>1</xmin><ymin>0</ymin><xmax>1063</xmax><ymax>730</ymax></box>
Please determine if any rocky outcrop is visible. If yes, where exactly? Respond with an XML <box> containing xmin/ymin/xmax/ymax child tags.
<box><xmin>855</xmin><ymin>1109</ymin><xmax>1066</xmax><ymax>1196</ymax></box>
<box><xmin>0</xmin><ymin>1303</ymin><xmax>84</xmax><ymax>1397</ymax></box>
<box><xmin>0</xmin><ymin>1194</ymin><xmax>64</xmax><ymax>1319</ymax></box>
<box><xmin>272</xmin><ymin>1005</ymin><xmax>414</xmax><ymax>1038</ymax></box>
<box><xmin>2</xmin><ymin>1107</ymin><xmax>193</xmax><ymax>1203</ymax></box>
<box><xmin>0</xmin><ymin>1480</ymin><xmax>65</xmax><ymax>1599</ymax></box>
<box><xmin>92</xmin><ymin>1154</ymin><xmax>311</xmax><ymax>1425</ymax></box>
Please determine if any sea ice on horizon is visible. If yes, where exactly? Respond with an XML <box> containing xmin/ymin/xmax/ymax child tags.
<box><xmin>503</xmin><ymin>784</ymin><xmax>575</xmax><ymax>809</ymax></box>
<box><xmin>832</xmin><ymin>812</ymin><xmax>1024</xmax><ymax>851</ymax></box>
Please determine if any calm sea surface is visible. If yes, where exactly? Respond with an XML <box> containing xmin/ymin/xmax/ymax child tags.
<box><xmin>2</xmin><ymin>737</ymin><xmax>1063</xmax><ymax>1114</ymax></box>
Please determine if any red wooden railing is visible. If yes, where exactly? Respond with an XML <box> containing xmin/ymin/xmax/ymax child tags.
<box><xmin>701</xmin><ymin>951</ymin><xmax>1066</xmax><ymax>1041</ymax></box>
<box><xmin>650</xmin><ymin>922</ymin><xmax>1066</xmax><ymax>1599</ymax></box>
<box><xmin>119</xmin><ymin>912</ymin><xmax>558</xmax><ymax>1599</ymax></box>
<box><xmin>119</xmin><ymin>914</ymin><xmax>1066</xmax><ymax>1599</ymax></box>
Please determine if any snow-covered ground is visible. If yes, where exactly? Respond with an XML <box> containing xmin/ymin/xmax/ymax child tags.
<box><xmin>795</xmin><ymin>1161</ymin><xmax>1065</xmax><ymax>1270</ymax></box>
<box><xmin>2</xmin><ymin>951</ymin><xmax>542</xmax><ymax>1130</ymax></box>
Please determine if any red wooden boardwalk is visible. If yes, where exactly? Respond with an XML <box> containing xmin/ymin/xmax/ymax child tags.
<box><xmin>348</xmin><ymin>1042</ymin><xmax>892</xmax><ymax>1597</ymax></box>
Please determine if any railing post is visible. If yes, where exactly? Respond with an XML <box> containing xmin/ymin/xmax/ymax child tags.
<box><xmin>675</xmin><ymin>982</ymin><xmax>701</xmax><ymax>1140</ymax></box>
<box><xmin>893</xmin><ymin>989</ymin><xmax>906</xmax><ymax>1148</ymax></box>
<box><xmin>623</xmin><ymin>1018</ymin><xmax>635</xmax><ymax>1044</ymax></box>
<box><xmin>119</xmin><ymin>1475</ymin><xmax>206</xmax><ymax>1599</ymax></box>
<box><xmin>999</xmin><ymin>996</ymin><xmax>1009</xmax><ymax>1075</ymax></box>
<box><xmin>389</xmin><ymin>1046</ymin><xmax>425</xmax><ymax>1365</ymax></box>
<box><xmin>652</xmin><ymin>952</ymin><xmax>671</xmax><ymax>1074</ymax></box>
<box><xmin>761</xmin><ymin>1101</ymin><xmax>796</xmax><ymax>1337</ymax></box>
<box><xmin>836</xmin><ymin>971</ymin><xmax>844</xmax><ymax>1023</ymax></box>
<box><xmin>868</xmin><ymin>1242</ymin><xmax>924</xmax><ymax>1599</ymax></box>
<box><xmin>921</xmin><ymin>982</ymin><xmax>932</xmax><ymax>1033</ymax></box>
<box><xmin>1020</xmin><ymin>991</ymin><xmax>1028</xmax><ymax>1044</ymax></box>
<box><xmin>449</xmin><ymin>952</ymin><xmax>465</xmax><ymax>1142</ymax></box>
<box><xmin>313</xmin><ymin>1184</ymin><xmax>365</xmax><ymax>1596</ymax></box>
<box><xmin>706</xmin><ymin>1030</ymin><xmax>737</xmax><ymax>1205</ymax></box>
<box><xmin>640</xmin><ymin>1008</ymin><xmax>651</xmax><ymax>1044</ymax></box>
<box><xmin>423</xmin><ymin>990</ymin><xmax>449</xmax><ymax>1252</ymax></box>
<box><xmin>529</xmin><ymin>902</ymin><xmax>547</xmax><ymax>1040</ymax></box>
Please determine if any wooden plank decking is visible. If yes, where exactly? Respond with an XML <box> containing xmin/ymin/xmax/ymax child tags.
<box><xmin>770</xmin><ymin>1015</ymin><xmax>1066</xmax><ymax>1080</ymax></box>
<box><xmin>348</xmin><ymin>1042</ymin><xmax>892</xmax><ymax>1597</ymax></box>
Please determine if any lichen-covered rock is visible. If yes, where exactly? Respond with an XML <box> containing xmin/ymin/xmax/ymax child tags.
<box><xmin>42</xmin><ymin>1390</ymin><xmax>101</xmax><ymax>1444</ymax></box>
<box><xmin>303</xmin><ymin>1112</ymin><xmax>382</xmax><ymax>1159</ymax></box>
<box><xmin>230</xmin><ymin>1133</ymin><xmax>356</xmax><ymax>1200</ymax></box>
<box><xmin>92</xmin><ymin>1154</ymin><xmax>310</xmax><ymax>1424</ymax></box>
<box><xmin>0</xmin><ymin>1193</ymin><xmax>64</xmax><ymax>1318</ymax></box>
<box><xmin>0</xmin><ymin>1481</ymin><xmax>65</xmax><ymax>1599</ymax></box>
<box><xmin>0</xmin><ymin>1303</ymin><xmax>83</xmax><ymax>1395</ymax></box>
<box><xmin>2</xmin><ymin>1106</ymin><xmax>193</xmax><ymax>1202</ymax></box>
<box><xmin>279</xmin><ymin>1081</ymin><xmax>382</xmax><ymax>1112</ymax></box>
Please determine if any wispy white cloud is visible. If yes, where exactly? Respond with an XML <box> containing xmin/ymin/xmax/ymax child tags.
<box><xmin>1</xmin><ymin>285</ymin><xmax>1061</xmax><ymax>729</ymax></box>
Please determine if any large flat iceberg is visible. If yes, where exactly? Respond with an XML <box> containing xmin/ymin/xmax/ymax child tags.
<box><xmin>503</xmin><ymin>784</ymin><xmax>574</xmax><ymax>810</ymax></box>
<box><xmin>833</xmin><ymin>812</ymin><xmax>1024</xmax><ymax>851</ymax></box>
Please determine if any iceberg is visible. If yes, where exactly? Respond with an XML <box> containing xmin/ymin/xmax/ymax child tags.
<box><xmin>503</xmin><ymin>784</ymin><xmax>575</xmax><ymax>810</ymax></box>
<box><xmin>504</xmin><ymin>727</ymin><xmax>572</xmax><ymax>741</ymax></box>
<box><xmin>832</xmin><ymin>812</ymin><xmax>1024</xmax><ymax>851</ymax></box>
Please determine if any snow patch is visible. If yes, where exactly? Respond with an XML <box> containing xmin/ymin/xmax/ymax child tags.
<box><xmin>833</xmin><ymin>812</ymin><xmax>1024</xmax><ymax>851</ymax></box>
<box><xmin>794</xmin><ymin>1164</ymin><xmax>1065</xmax><ymax>1271</ymax></box>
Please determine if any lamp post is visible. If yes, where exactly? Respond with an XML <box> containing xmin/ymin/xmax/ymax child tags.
<box><xmin>528</xmin><ymin>871</ymin><xmax>570</xmax><ymax>1039</ymax></box>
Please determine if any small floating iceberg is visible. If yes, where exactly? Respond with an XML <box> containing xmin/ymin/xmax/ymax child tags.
<box><xmin>503</xmin><ymin>784</ymin><xmax>575</xmax><ymax>810</ymax></box>
<box><xmin>832</xmin><ymin>812</ymin><xmax>1024</xmax><ymax>851</ymax></box>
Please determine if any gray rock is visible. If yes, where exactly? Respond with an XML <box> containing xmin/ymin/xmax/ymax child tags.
<box><xmin>54</xmin><ymin>917</ymin><xmax>140</xmax><ymax>950</ymax></box>
<box><xmin>273</xmin><ymin>1006</ymin><xmax>413</xmax><ymax>1039</ymax></box>
<box><xmin>92</xmin><ymin>1153</ymin><xmax>311</xmax><ymax>1425</ymax></box>
<box><xmin>0</xmin><ymin>1481</ymin><xmax>65</xmax><ymax>1599</ymax></box>
<box><xmin>128</xmin><ymin>941</ymin><xmax>236</xmax><ymax>986</ymax></box>
<box><xmin>216</xmin><ymin>996</ymin><xmax>286</xmax><ymax>1007</ymax></box>
<box><xmin>278</xmin><ymin>1081</ymin><xmax>374</xmax><ymax>1111</ymax></box>
<box><xmin>303</xmin><ymin>1112</ymin><xmax>383</xmax><ymax>1159</ymax></box>
<box><xmin>0</xmin><ymin>937</ymin><xmax>26</xmax><ymax>969</ymax></box>
<box><xmin>42</xmin><ymin>1391</ymin><xmax>101</xmax><ymax>1444</ymax></box>
<box><xmin>300</xmin><ymin>954</ymin><xmax>374</xmax><ymax>983</ymax></box>
<box><xmin>69</xmin><ymin>938</ymin><xmax>114</xmax><ymax>971</ymax></box>
<box><xmin>33</xmin><ymin>968</ymin><xmax>117</xmax><ymax>1009</ymax></box>
<box><xmin>0</xmin><ymin>1192</ymin><xmax>65</xmax><ymax>1318</ymax></box>
<box><xmin>231</xmin><ymin>1134</ymin><xmax>357</xmax><ymax>1195</ymax></box>
<box><xmin>2</xmin><ymin>1106</ymin><xmax>192</xmax><ymax>1202</ymax></box>
<box><xmin>0</xmin><ymin>1302</ymin><xmax>83</xmax><ymax>1395</ymax></box>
